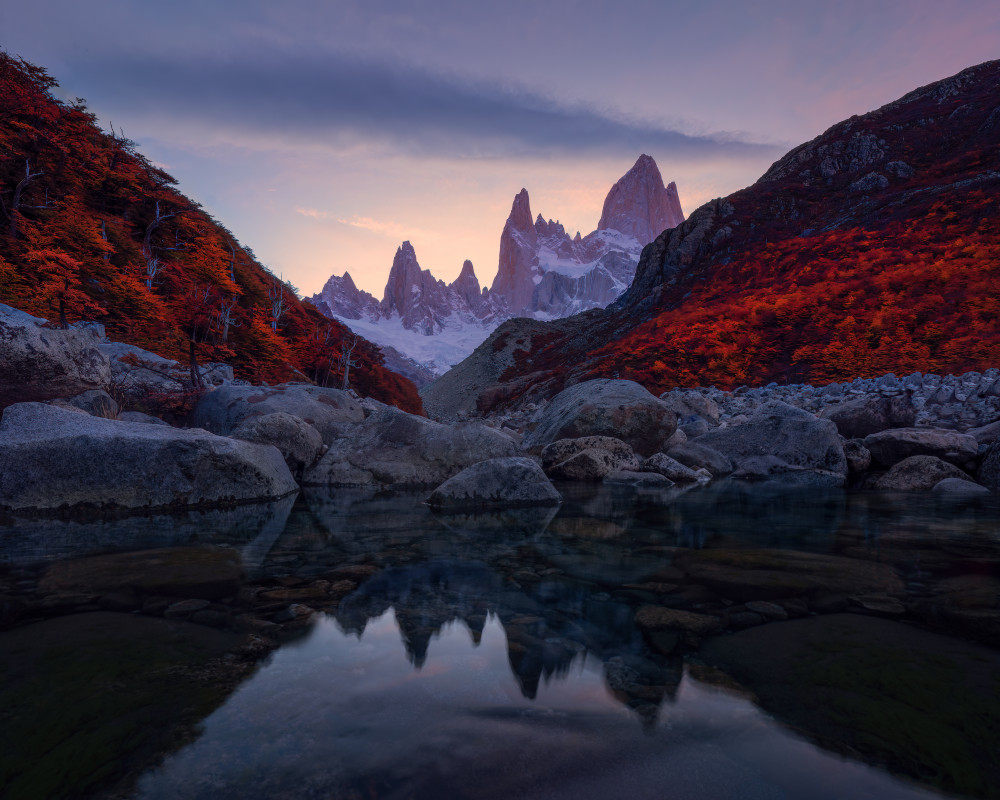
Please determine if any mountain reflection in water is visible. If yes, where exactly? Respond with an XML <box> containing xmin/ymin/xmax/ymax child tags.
<box><xmin>3</xmin><ymin>482</ymin><xmax>999</xmax><ymax>799</ymax></box>
<box><xmin>133</xmin><ymin>611</ymin><xmax>940</xmax><ymax>800</ymax></box>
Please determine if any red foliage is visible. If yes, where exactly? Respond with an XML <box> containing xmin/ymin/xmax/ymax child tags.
<box><xmin>0</xmin><ymin>51</ymin><xmax>422</xmax><ymax>413</ymax></box>
<box><xmin>587</xmin><ymin>193</ymin><xmax>1000</xmax><ymax>392</ymax></box>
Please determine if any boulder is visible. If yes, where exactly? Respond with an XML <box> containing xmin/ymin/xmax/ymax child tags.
<box><xmin>666</xmin><ymin>440</ymin><xmax>733</xmax><ymax>477</ymax></box>
<box><xmin>658</xmin><ymin>389</ymin><xmax>720</xmax><ymax>425</ymax></box>
<box><xmin>65</xmin><ymin>389</ymin><xmax>119</xmax><ymax>419</ymax></box>
<box><xmin>932</xmin><ymin>477</ymin><xmax>991</xmax><ymax>496</ymax></box>
<box><xmin>230</xmin><ymin>412</ymin><xmax>325</xmax><ymax>478</ymax></box>
<box><xmin>642</xmin><ymin>453</ymin><xmax>703</xmax><ymax>483</ymax></box>
<box><xmin>303</xmin><ymin>405</ymin><xmax>518</xmax><ymax>488</ymax></box>
<box><xmin>819</xmin><ymin>396</ymin><xmax>894</xmax><ymax>438</ymax></box>
<box><xmin>0</xmin><ymin>303</ymin><xmax>111</xmax><ymax>408</ymax></box>
<box><xmin>118</xmin><ymin>411</ymin><xmax>169</xmax><ymax>426</ymax></box>
<box><xmin>696</xmin><ymin>401</ymin><xmax>847</xmax><ymax>485</ymax></box>
<box><xmin>522</xmin><ymin>379</ymin><xmax>677</xmax><ymax>457</ymax></box>
<box><xmin>0</xmin><ymin>402</ymin><xmax>297</xmax><ymax>511</ymax></box>
<box><xmin>968</xmin><ymin>420</ymin><xmax>1000</xmax><ymax>446</ymax></box>
<box><xmin>864</xmin><ymin>428</ymin><xmax>979</xmax><ymax>468</ymax></box>
<box><xmin>873</xmin><ymin>455</ymin><xmax>973</xmax><ymax>492</ymax></box>
<box><xmin>843</xmin><ymin>439</ymin><xmax>872</xmax><ymax>473</ymax></box>
<box><xmin>427</xmin><ymin>457</ymin><xmax>561</xmax><ymax>509</ymax></box>
<box><xmin>978</xmin><ymin>441</ymin><xmax>1000</xmax><ymax>492</ymax></box>
<box><xmin>99</xmin><ymin>342</ymin><xmax>233</xmax><ymax>398</ymax></box>
<box><xmin>603</xmin><ymin>470</ymin><xmax>673</xmax><ymax>487</ymax></box>
<box><xmin>541</xmin><ymin>436</ymin><xmax>639</xmax><ymax>480</ymax></box>
<box><xmin>190</xmin><ymin>383</ymin><xmax>364</xmax><ymax>443</ymax></box>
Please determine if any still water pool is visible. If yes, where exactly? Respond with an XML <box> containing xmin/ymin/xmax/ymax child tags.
<box><xmin>2</xmin><ymin>481</ymin><xmax>1000</xmax><ymax>799</ymax></box>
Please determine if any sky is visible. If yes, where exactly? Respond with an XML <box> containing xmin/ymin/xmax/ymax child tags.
<box><xmin>3</xmin><ymin>1</ymin><xmax>999</xmax><ymax>297</ymax></box>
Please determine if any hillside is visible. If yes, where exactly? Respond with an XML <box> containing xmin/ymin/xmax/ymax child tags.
<box><xmin>425</xmin><ymin>59</ymin><xmax>1000</xmax><ymax>416</ymax></box>
<box><xmin>0</xmin><ymin>51</ymin><xmax>422</xmax><ymax>413</ymax></box>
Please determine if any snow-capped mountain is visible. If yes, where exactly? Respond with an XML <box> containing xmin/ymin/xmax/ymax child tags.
<box><xmin>309</xmin><ymin>154</ymin><xmax>684</xmax><ymax>379</ymax></box>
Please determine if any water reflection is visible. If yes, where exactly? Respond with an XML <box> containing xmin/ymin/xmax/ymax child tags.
<box><xmin>3</xmin><ymin>482</ymin><xmax>1000</xmax><ymax>799</ymax></box>
<box><xmin>133</xmin><ymin>612</ymin><xmax>940</xmax><ymax>800</ymax></box>
<box><xmin>0</xmin><ymin>494</ymin><xmax>296</xmax><ymax>569</ymax></box>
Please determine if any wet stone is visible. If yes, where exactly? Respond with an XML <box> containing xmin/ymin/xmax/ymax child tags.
<box><xmin>725</xmin><ymin>611</ymin><xmax>765</xmax><ymax>630</ymax></box>
<box><xmin>164</xmin><ymin>599</ymin><xmax>211</xmax><ymax>619</ymax></box>
<box><xmin>744</xmin><ymin>601</ymin><xmax>789</xmax><ymax>620</ymax></box>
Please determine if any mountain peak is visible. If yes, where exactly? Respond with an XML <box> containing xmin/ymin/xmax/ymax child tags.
<box><xmin>508</xmin><ymin>189</ymin><xmax>534</xmax><ymax>232</ymax></box>
<box><xmin>457</xmin><ymin>259</ymin><xmax>476</xmax><ymax>281</ymax></box>
<box><xmin>598</xmin><ymin>154</ymin><xmax>684</xmax><ymax>246</ymax></box>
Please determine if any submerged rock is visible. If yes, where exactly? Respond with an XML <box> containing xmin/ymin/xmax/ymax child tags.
<box><xmin>427</xmin><ymin>457</ymin><xmax>561</xmax><ymax>509</ymax></box>
<box><xmin>0</xmin><ymin>402</ymin><xmax>297</xmax><ymax>511</ymax></box>
<box><xmin>523</xmin><ymin>379</ymin><xmax>677</xmax><ymax>457</ymax></box>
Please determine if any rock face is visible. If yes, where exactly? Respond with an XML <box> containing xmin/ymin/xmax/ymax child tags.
<box><xmin>493</xmin><ymin>189</ymin><xmax>541</xmax><ymax>316</ymax></box>
<box><xmin>310</xmin><ymin>156</ymin><xmax>683</xmax><ymax>376</ymax></box>
<box><xmin>303</xmin><ymin>405</ymin><xmax>519</xmax><ymax>488</ymax></box>
<box><xmin>189</xmin><ymin>384</ymin><xmax>364</xmax><ymax>444</ymax></box>
<box><xmin>427</xmin><ymin>457</ymin><xmax>561</xmax><ymax>509</ymax></box>
<box><xmin>0</xmin><ymin>403</ymin><xmax>297</xmax><ymax>511</ymax></box>
<box><xmin>598</xmin><ymin>154</ymin><xmax>684</xmax><ymax>246</ymax></box>
<box><xmin>0</xmin><ymin>303</ymin><xmax>111</xmax><ymax>409</ymax></box>
<box><xmin>523</xmin><ymin>379</ymin><xmax>677</xmax><ymax>457</ymax></box>
<box><xmin>696</xmin><ymin>401</ymin><xmax>847</xmax><ymax>485</ymax></box>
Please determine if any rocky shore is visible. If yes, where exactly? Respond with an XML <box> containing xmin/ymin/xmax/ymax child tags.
<box><xmin>3</xmin><ymin>301</ymin><xmax>1000</xmax><ymax>516</ymax></box>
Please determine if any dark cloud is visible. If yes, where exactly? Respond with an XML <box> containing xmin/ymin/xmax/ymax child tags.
<box><xmin>70</xmin><ymin>51</ymin><xmax>781</xmax><ymax>160</ymax></box>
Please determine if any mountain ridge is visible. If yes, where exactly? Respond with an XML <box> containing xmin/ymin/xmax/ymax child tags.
<box><xmin>310</xmin><ymin>155</ymin><xmax>684</xmax><ymax>377</ymax></box>
<box><xmin>422</xmin><ymin>58</ymin><xmax>1000</xmax><ymax>418</ymax></box>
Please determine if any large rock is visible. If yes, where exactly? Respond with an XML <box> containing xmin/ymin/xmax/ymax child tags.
<box><xmin>932</xmin><ymin>477</ymin><xmax>991</xmax><ymax>496</ymax></box>
<box><xmin>303</xmin><ymin>405</ymin><xmax>518</xmax><ymax>488</ymax></box>
<box><xmin>873</xmin><ymin>455</ymin><xmax>973</xmax><ymax>492</ymax></box>
<box><xmin>864</xmin><ymin>428</ymin><xmax>979</xmax><ymax>468</ymax></box>
<box><xmin>99</xmin><ymin>342</ymin><xmax>232</xmax><ymax>398</ymax></box>
<box><xmin>427</xmin><ymin>457</ymin><xmax>561</xmax><ymax>509</ymax></box>
<box><xmin>523</xmin><ymin>379</ymin><xmax>677</xmax><ymax>457</ymax></box>
<box><xmin>642</xmin><ymin>453</ymin><xmax>703</xmax><ymax>483</ymax></box>
<box><xmin>0</xmin><ymin>403</ymin><xmax>297</xmax><ymax>511</ymax></box>
<box><xmin>0</xmin><ymin>304</ymin><xmax>111</xmax><ymax>408</ymax></box>
<box><xmin>541</xmin><ymin>436</ymin><xmax>639</xmax><ymax>481</ymax></box>
<box><xmin>820</xmin><ymin>396</ymin><xmax>904</xmax><ymax>438</ymax></box>
<box><xmin>696</xmin><ymin>401</ymin><xmax>847</xmax><ymax>485</ymax></box>
<box><xmin>65</xmin><ymin>389</ymin><xmax>119</xmax><ymax>419</ymax></box>
<box><xmin>189</xmin><ymin>383</ymin><xmax>364</xmax><ymax>443</ymax></box>
<box><xmin>980</xmin><ymin>442</ymin><xmax>1000</xmax><ymax>492</ymax></box>
<box><xmin>230</xmin><ymin>412</ymin><xmax>325</xmax><ymax>478</ymax></box>
<box><xmin>666</xmin><ymin>440</ymin><xmax>733</xmax><ymax>477</ymax></box>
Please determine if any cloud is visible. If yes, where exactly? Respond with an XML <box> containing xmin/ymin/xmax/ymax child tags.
<box><xmin>70</xmin><ymin>50</ymin><xmax>784</xmax><ymax>161</ymax></box>
<box><xmin>295</xmin><ymin>207</ymin><xmax>431</xmax><ymax>241</ymax></box>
